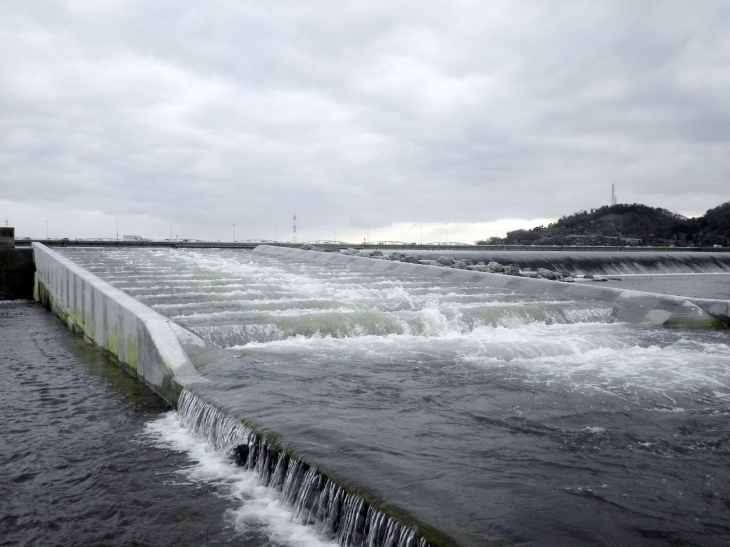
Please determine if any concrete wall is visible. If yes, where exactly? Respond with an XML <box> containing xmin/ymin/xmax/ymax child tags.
<box><xmin>0</xmin><ymin>248</ymin><xmax>35</xmax><ymax>300</ymax></box>
<box><xmin>32</xmin><ymin>243</ymin><xmax>209</xmax><ymax>404</ymax></box>
<box><xmin>254</xmin><ymin>245</ymin><xmax>730</xmax><ymax>328</ymax></box>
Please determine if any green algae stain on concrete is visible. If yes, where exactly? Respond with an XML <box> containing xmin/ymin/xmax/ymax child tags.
<box><xmin>125</xmin><ymin>336</ymin><xmax>139</xmax><ymax>371</ymax></box>
<box><xmin>80</xmin><ymin>306</ymin><xmax>95</xmax><ymax>339</ymax></box>
<box><xmin>663</xmin><ymin>315</ymin><xmax>727</xmax><ymax>329</ymax></box>
<box><xmin>107</xmin><ymin>324</ymin><xmax>119</xmax><ymax>358</ymax></box>
<box><xmin>69</xmin><ymin>306</ymin><xmax>84</xmax><ymax>332</ymax></box>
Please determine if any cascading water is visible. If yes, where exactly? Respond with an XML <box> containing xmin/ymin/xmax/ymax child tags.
<box><xmin>177</xmin><ymin>389</ymin><xmax>429</xmax><ymax>547</ymax></box>
<box><xmin>414</xmin><ymin>250</ymin><xmax>730</xmax><ymax>276</ymax></box>
<box><xmin>61</xmin><ymin>247</ymin><xmax>622</xmax><ymax>350</ymax></box>
<box><xmin>59</xmin><ymin>247</ymin><xmax>730</xmax><ymax>547</ymax></box>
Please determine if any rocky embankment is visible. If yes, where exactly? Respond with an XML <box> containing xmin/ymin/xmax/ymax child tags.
<box><xmin>299</xmin><ymin>245</ymin><xmax>620</xmax><ymax>283</ymax></box>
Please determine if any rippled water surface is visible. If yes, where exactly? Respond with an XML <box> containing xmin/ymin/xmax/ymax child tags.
<box><xmin>0</xmin><ymin>301</ymin><xmax>337</xmax><ymax>547</ymax></box>
<box><xmin>59</xmin><ymin>248</ymin><xmax>730</xmax><ymax>547</ymax></box>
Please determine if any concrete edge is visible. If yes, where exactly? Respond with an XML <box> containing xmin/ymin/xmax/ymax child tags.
<box><xmin>32</xmin><ymin>242</ymin><xmax>210</xmax><ymax>404</ymax></box>
<box><xmin>253</xmin><ymin>245</ymin><xmax>729</xmax><ymax>328</ymax></box>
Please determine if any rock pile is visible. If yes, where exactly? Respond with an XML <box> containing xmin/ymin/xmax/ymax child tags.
<box><xmin>299</xmin><ymin>244</ymin><xmax>339</xmax><ymax>253</ymax></box>
<box><xmin>300</xmin><ymin>246</ymin><xmax>576</xmax><ymax>282</ymax></box>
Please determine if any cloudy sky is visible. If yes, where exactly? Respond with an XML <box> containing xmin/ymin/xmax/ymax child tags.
<box><xmin>2</xmin><ymin>1</ymin><xmax>729</xmax><ymax>243</ymax></box>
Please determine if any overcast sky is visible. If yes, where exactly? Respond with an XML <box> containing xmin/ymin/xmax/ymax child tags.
<box><xmin>1</xmin><ymin>1</ymin><xmax>729</xmax><ymax>243</ymax></box>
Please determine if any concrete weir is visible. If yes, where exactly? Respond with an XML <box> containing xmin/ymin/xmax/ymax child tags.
<box><xmin>31</xmin><ymin>242</ymin><xmax>449</xmax><ymax>547</ymax></box>
<box><xmin>253</xmin><ymin>245</ymin><xmax>730</xmax><ymax>328</ymax></box>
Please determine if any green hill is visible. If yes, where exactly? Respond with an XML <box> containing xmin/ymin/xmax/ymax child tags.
<box><xmin>479</xmin><ymin>201</ymin><xmax>730</xmax><ymax>247</ymax></box>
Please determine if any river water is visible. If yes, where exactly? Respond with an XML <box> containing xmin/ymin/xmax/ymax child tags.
<box><xmin>0</xmin><ymin>300</ymin><xmax>336</xmax><ymax>547</ymax></box>
<box><xmin>48</xmin><ymin>248</ymin><xmax>730</xmax><ymax>546</ymax></box>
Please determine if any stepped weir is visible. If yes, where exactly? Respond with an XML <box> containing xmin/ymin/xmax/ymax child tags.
<box><xmin>30</xmin><ymin>242</ymin><xmax>730</xmax><ymax>547</ymax></box>
<box><xmin>252</xmin><ymin>245</ymin><xmax>730</xmax><ymax>327</ymax></box>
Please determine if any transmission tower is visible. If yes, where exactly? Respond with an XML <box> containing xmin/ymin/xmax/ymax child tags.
<box><xmin>292</xmin><ymin>214</ymin><xmax>297</xmax><ymax>243</ymax></box>
<box><xmin>611</xmin><ymin>184</ymin><xmax>617</xmax><ymax>206</ymax></box>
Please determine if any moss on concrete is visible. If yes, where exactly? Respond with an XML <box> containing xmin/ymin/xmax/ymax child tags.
<box><xmin>124</xmin><ymin>336</ymin><xmax>139</xmax><ymax>371</ymax></box>
<box><xmin>107</xmin><ymin>324</ymin><xmax>119</xmax><ymax>357</ymax></box>
<box><xmin>663</xmin><ymin>315</ymin><xmax>727</xmax><ymax>329</ymax></box>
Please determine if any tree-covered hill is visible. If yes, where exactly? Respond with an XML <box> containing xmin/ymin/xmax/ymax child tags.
<box><xmin>478</xmin><ymin>201</ymin><xmax>730</xmax><ymax>247</ymax></box>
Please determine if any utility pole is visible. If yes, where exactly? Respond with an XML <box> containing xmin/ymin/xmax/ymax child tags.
<box><xmin>170</xmin><ymin>224</ymin><xmax>172</xmax><ymax>241</ymax></box>
<box><xmin>116</xmin><ymin>221</ymin><xmax>118</xmax><ymax>241</ymax></box>
<box><xmin>420</xmin><ymin>225</ymin><xmax>422</xmax><ymax>245</ymax></box>
<box><xmin>233</xmin><ymin>224</ymin><xmax>235</xmax><ymax>242</ymax></box>
<box><xmin>46</xmin><ymin>220</ymin><xmax>48</xmax><ymax>239</ymax></box>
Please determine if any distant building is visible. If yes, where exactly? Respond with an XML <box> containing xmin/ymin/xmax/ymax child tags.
<box><xmin>0</xmin><ymin>227</ymin><xmax>14</xmax><ymax>248</ymax></box>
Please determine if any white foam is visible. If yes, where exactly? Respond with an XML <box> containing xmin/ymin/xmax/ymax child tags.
<box><xmin>144</xmin><ymin>412</ymin><xmax>338</xmax><ymax>547</ymax></box>
<box><xmin>65</xmin><ymin>247</ymin><xmax>730</xmax><ymax>406</ymax></box>
<box><xmin>507</xmin><ymin>336</ymin><xmax>730</xmax><ymax>402</ymax></box>
<box><xmin>228</xmin><ymin>320</ymin><xmax>730</xmax><ymax>405</ymax></box>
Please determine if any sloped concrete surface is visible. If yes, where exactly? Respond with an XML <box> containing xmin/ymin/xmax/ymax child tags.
<box><xmin>253</xmin><ymin>245</ymin><xmax>729</xmax><ymax>328</ymax></box>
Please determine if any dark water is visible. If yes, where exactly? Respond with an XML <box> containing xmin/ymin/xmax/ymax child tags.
<box><xmin>0</xmin><ymin>301</ymin><xmax>329</xmax><ymax>547</ymax></box>
<box><xmin>55</xmin><ymin>247</ymin><xmax>730</xmax><ymax>547</ymax></box>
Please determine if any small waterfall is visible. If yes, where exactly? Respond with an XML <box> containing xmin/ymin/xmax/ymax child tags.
<box><xmin>415</xmin><ymin>250</ymin><xmax>730</xmax><ymax>275</ymax></box>
<box><xmin>177</xmin><ymin>390</ymin><xmax>431</xmax><ymax>547</ymax></box>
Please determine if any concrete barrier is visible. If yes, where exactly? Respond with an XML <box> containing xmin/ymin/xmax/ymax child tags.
<box><xmin>253</xmin><ymin>245</ymin><xmax>730</xmax><ymax>328</ymax></box>
<box><xmin>32</xmin><ymin>243</ymin><xmax>209</xmax><ymax>403</ymax></box>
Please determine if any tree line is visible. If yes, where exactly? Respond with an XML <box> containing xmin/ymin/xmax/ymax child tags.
<box><xmin>477</xmin><ymin>201</ymin><xmax>730</xmax><ymax>247</ymax></box>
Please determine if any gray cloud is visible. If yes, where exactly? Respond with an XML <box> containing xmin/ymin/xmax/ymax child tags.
<box><xmin>1</xmin><ymin>0</ymin><xmax>729</xmax><ymax>240</ymax></box>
